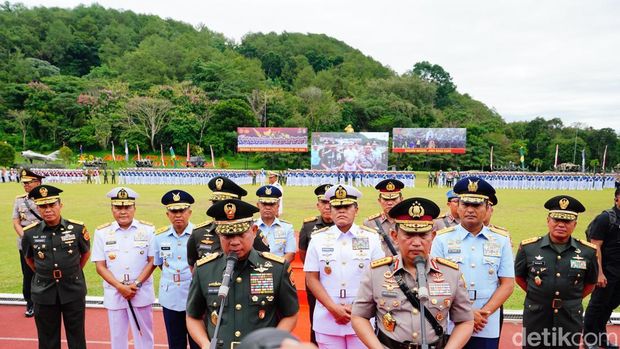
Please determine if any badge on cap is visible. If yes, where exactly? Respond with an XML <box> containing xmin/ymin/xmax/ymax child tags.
<box><xmin>172</xmin><ymin>192</ymin><xmax>180</xmax><ymax>202</ymax></box>
<box><xmin>215</xmin><ymin>178</ymin><xmax>224</xmax><ymax>190</ymax></box>
<box><xmin>409</xmin><ymin>202</ymin><xmax>424</xmax><ymax>218</ymax></box>
<box><xmin>224</xmin><ymin>203</ymin><xmax>236</xmax><ymax>219</ymax></box>
<box><xmin>40</xmin><ymin>187</ymin><xmax>48</xmax><ymax>197</ymax></box>
<box><xmin>559</xmin><ymin>198</ymin><xmax>569</xmax><ymax>210</ymax></box>
<box><xmin>118</xmin><ymin>189</ymin><xmax>128</xmax><ymax>199</ymax></box>
<box><xmin>22</xmin><ymin>170</ymin><xmax>27</xmax><ymax>176</ymax></box>
<box><xmin>335</xmin><ymin>186</ymin><xmax>347</xmax><ymax>199</ymax></box>
<box><xmin>386</xmin><ymin>182</ymin><xmax>395</xmax><ymax>191</ymax></box>
<box><xmin>467</xmin><ymin>179</ymin><xmax>478</xmax><ymax>192</ymax></box>
<box><xmin>265</xmin><ymin>187</ymin><xmax>272</xmax><ymax>195</ymax></box>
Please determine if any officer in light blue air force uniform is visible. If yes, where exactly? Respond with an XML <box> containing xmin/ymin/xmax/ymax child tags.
<box><xmin>153</xmin><ymin>190</ymin><xmax>199</xmax><ymax>349</ymax></box>
<box><xmin>255</xmin><ymin>185</ymin><xmax>297</xmax><ymax>262</ymax></box>
<box><xmin>431</xmin><ymin>177</ymin><xmax>514</xmax><ymax>349</ymax></box>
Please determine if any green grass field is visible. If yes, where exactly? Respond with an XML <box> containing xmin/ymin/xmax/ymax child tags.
<box><xmin>0</xmin><ymin>174</ymin><xmax>615</xmax><ymax>310</ymax></box>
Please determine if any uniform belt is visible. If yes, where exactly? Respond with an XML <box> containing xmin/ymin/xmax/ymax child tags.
<box><xmin>468</xmin><ymin>289</ymin><xmax>495</xmax><ymax>301</ymax></box>
<box><xmin>37</xmin><ymin>267</ymin><xmax>80</xmax><ymax>281</ymax></box>
<box><xmin>378</xmin><ymin>330</ymin><xmax>440</xmax><ymax>349</ymax></box>
<box><xmin>551</xmin><ymin>298</ymin><xmax>581</xmax><ymax>309</ymax></box>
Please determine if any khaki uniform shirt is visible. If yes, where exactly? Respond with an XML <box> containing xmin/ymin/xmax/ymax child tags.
<box><xmin>13</xmin><ymin>194</ymin><xmax>42</xmax><ymax>249</ymax></box>
<box><xmin>432</xmin><ymin>214</ymin><xmax>459</xmax><ymax>232</ymax></box>
<box><xmin>363</xmin><ymin>212</ymin><xmax>398</xmax><ymax>256</ymax></box>
<box><xmin>353</xmin><ymin>254</ymin><xmax>473</xmax><ymax>346</ymax></box>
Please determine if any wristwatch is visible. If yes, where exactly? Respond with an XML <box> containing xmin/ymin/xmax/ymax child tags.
<box><xmin>134</xmin><ymin>280</ymin><xmax>142</xmax><ymax>288</ymax></box>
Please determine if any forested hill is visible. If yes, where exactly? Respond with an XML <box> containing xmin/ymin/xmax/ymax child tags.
<box><xmin>0</xmin><ymin>2</ymin><xmax>617</xmax><ymax>170</ymax></box>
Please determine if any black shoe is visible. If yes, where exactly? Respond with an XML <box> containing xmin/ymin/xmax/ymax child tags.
<box><xmin>24</xmin><ymin>305</ymin><xmax>34</xmax><ymax>318</ymax></box>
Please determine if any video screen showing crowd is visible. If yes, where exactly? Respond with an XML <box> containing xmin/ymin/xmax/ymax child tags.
<box><xmin>13</xmin><ymin>166</ymin><xmax>620</xmax><ymax>349</ymax></box>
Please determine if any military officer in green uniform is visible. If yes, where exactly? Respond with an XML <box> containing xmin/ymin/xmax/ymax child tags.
<box><xmin>363</xmin><ymin>179</ymin><xmax>405</xmax><ymax>256</ymax></box>
<box><xmin>186</xmin><ymin>176</ymin><xmax>269</xmax><ymax>269</ymax></box>
<box><xmin>515</xmin><ymin>195</ymin><xmax>597</xmax><ymax>349</ymax></box>
<box><xmin>186</xmin><ymin>198</ymin><xmax>299</xmax><ymax>349</ymax></box>
<box><xmin>352</xmin><ymin>197</ymin><xmax>474</xmax><ymax>349</ymax></box>
<box><xmin>298</xmin><ymin>183</ymin><xmax>335</xmax><ymax>344</ymax></box>
<box><xmin>21</xmin><ymin>185</ymin><xmax>91</xmax><ymax>349</ymax></box>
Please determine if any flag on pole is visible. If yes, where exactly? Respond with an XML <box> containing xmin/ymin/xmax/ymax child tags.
<box><xmin>124</xmin><ymin>139</ymin><xmax>129</xmax><ymax>162</ymax></box>
<box><xmin>602</xmin><ymin>145</ymin><xmax>608</xmax><ymax>173</ymax></box>
<box><xmin>136</xmin><ymin>145</ymin><xmax>141</xmax><ymax>161</ymax></box>
<box><xmin>519</xmin><ymin>146</ymin><xmax>525</xmax><ymax>169</ymax></box>
<box><xmin>169</xmin><ymin>146</ymin><xmax>177</xmax><ymax>168</ymax></box>
<box><xmin>554</xmin><ymin>144</ymin><xmax>559</xmax><ymax>169</ymax></box>
<box><xmin>210</xmin><ymin>145</ymin><xmax>215</xmax><ymax>168</ymax></box>
<box><xmin>490</xmin><ymin>146</ymin><xmax>494</xmax><ymax>171</ymax></box>
<box><xmin>111</xmin><ymin>141</ymin><xmax>115</xmax><ymax>162</ymax></box>
<box><xmin>581</xmin><ymin>148</ymin><xmax>586</xmax><ymax>172</ymax></box>
<box><xmin>186</xmin><ymin>143</ymin><xmax>190</xmax><ymax>163</ymax></box>
<box><xmin>160</xmin><ymin>144</ymin><xmax>166</xmax><ymax>167</ymax></box>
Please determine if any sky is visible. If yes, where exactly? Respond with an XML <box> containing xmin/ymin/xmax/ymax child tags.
<box><xmin>17</xmin><ymin>0</ymin><xmax>620</xmax><ymax>132</ymax></box>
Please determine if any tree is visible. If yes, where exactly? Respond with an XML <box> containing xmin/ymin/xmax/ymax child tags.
<box><xmin>0</xmin><ymin>141</ymin><xmax>15</xmax><ymax>167</ymax></box>
<box><xmin>590</xmin><ymin>159</ymin><xmax>600</xmax><ymax>173</ymax></box>
<box><xmin>125</xmin><ymin>96</ymin><xmax>171</xmax><ymax>151</ymax></box>
<box><xmin>10</xmin><ymin>109</ymin><xmax>33</xmax><ymax>149</ymax></box>
<box><xmin>246</xmin><ymin>89</ymin><xmax>266</xmax><ymax>126</ymax></box>
<box><xmin>59</xmin><ymin>145</ymin><xmax>73</xmax><ymax>164</ymax></box>
<box><xmin>530</xmin><ymin>158</ymin><xmax>543</xmax><ymax>172</ymax></box>
<box><xmin>410</xmin><ymin>61</ymin><xmax>456</xmax><ymax>108</ymax></box>
<box><xmin>296</xmin><ymin>86</ymin><xmax>341</xmax><ymax>132</ymax></box>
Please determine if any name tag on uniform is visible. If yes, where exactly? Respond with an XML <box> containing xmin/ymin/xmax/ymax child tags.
<box><xmin>483</xmin><ymin>242</ymin><xmax>501</xmax><ymax>257</ymax></box>
<box><xmin>429</xmin><ymin>283</ymin><xmax>452</xmax><ymax>296</ymax></box>
<box><xmin>105</xmin><ymin>240</ymin><xmax>117</xmax><ymax>245</ymax></box>
<box><xmin>61</xmin><ymin>234</ymin><xmax>76</xmax><ymax>242</ymax></box>
<box><xmin>352</xmin><ymin>237</ymin><xmax>369</xmax><ymax>250</ymax></box>
<box><xmin>322</xmin><ymin>247</ymin><xmax>334</xmax><ymax>253</ymax></box>
<box><xmin>447</xmin><ymin>240</ymin><xmax>461</xmax><ymax>254</ymax></box>
<box><xmin>274</xmin><ymin>228</ymin><xmax>286</xmax><ymax>239</ymax></box>
<box><xmin>570</xmin><ymin>260</ymin><xmax>587</xmax><ymax>270</ymax></box>
<box><xmin>34</xmin><ymin>238</ymin><xmax>46</xmax><ymax>243</ymax></box>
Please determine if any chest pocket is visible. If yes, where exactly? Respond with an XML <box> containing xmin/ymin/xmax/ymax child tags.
<box><xmin>248</xmin><ymin>294</ymin><xmax>275</xmax><ymax>325</ymax></box>
<box><xmin>528</xmin><ymin>260</ymin><xmax>548</xmax><ymax>279</ymax></box>
<box><xmin>483</xmin><ymin>257</ymin><xmax>500</xmax><ymax>279</ymax></box>
<box><xmin>568</xmin><ymin>269</ymin><xmax>584</xmax><ymax>285</ymax></box>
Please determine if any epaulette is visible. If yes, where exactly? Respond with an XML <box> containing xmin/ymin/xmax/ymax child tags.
<box><xmin>488</xmin><ymin>225</ymin><xmax>510</xmax><ymax>237</ymax></box>
<box><xmin>196</xmin><ymin>252</ymin><xmax>220</xmax><ymax>267</ymax></box>
<box><xmin>261</xmin><ymin>252</ymin><xmax>285</xmax><ymax>264</ymax></box>
<box><xmin>156</xmin><ymin>226</ymin><xmax>169</xmax><ymax>235</ymax></box>
<box><xmin>303</xmin><ymin>216</ymin><xmax>318</xmax><ymax>223</ymax></box>
<box><xmin>97</xmin><ymin>222</ymin><xmax>112</xmax><ymax>230</ymax></box>
<box><xmin>520</xmin><ymin>237</ymin><xmax>541</xmax><ymax>246</ymax></box>
<box><xmin>16</xmin><ymin>193</ymin><xmax>27</xmax><ymax>198</ymax></box>
<box><xmin>311</xmin><ymin>226</ymin><xmax>330</xmax><ymax>236</ymax></box>
<box><xmin>435</xmin><ymin>257</ymin><xmax>459</xmax><ymax>270</ymax></box>
<box><xmin>279</xmin><ymin>219</ymin><xmax>292</xmax><ymax>225</ymax></box>
<box><xmin>367</xmin><ymin>212</ymin><xmax>382</xmax><ymax>221</ymax></box>
<box><xmin>436</xmin><ymin>226</ymin><xmax>456</xmax><ymax>235</ymax></box>
<box><xmin>436</xmin><ymin>213</ymin><xmax>447</xmax><ymax>219</ymax></box>
<box><xmin>139</xmin><ymin>220</ymin><xmax>154</xmax><ymax>226</ymax></box>
<box><xmin>360</xmin><ymin>225</ymin><xmax>378</xmax><ymax>234</ymax></box>
<box><xmin>577</xmin><ymin>239</ymin><xmax>597</xmax><ymax>251</ymax></box>
<box><xmin>23</xmin><ymin>222</ymin><xmax>38</xmax><ymax>231</ymax></box>
<box><xmin>371</xmin><ymin>256</ymin><xmax>394</xmax><ymax>268</ymax></box>
<box><xmin>66</xmin><ymin>218</ymin><xmax>84</xmax><ymax>225</ymax></box>
<box><xmin>194</xmin><ymin>219</ymin><xmax>214</xmax><ymax>229</ymax></box>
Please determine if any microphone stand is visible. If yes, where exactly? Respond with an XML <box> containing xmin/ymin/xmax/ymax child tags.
<box><xmin>210</xmin><ymin>253</ymin><xmax>238</xmax><ymax>349</ymax></box>
<box><xmin>414</xmin><ymin>256</ymin><xmax>430</xmax><ymax>349</ymax></box>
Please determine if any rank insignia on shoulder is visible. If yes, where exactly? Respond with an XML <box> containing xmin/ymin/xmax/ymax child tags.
<box><xmin>156</xmin><ymin>226</ymin><xmax>169</xmax><ymax>235</ymax></box>
<box><xmin>67</xmin><ymin>218</ymin><xmax>84</xmax><ymax>226</ymax></box>
<box><xmin>261</xmin><ymin>252</ymin><xmax>285</xmax><ymax>264</ymax></box>
<box><xmin>360</xmin><ymin>225</ymin><xmax>378</xmax><ymax>234</ymax></box>
<box><xmin>303</xmin><ymin>216</ymin><xmax>318</xmax><ymax>223</ymax></box>
<box><xmin>279</xmin><ymin>219</ymin><xmax>291</xmax><ymax>224</ymax></box>
<box><xmin>371</xmin><ymin>256</ymin><xmax>394</xmax><ymax>268</ymax></box>
<box><xmin>435</xmin><ymin>257</ymin><xmax>459</xmax><ymax>270</ymax></box>
<box><xmin>367</xmin><ymin>212</ymin><xmax>382</xmax><ymax>221</ymax></box>
<box><xmin>196</xmin><ymin>252</ymin><xmax>220</xmax><ymax>267</ymax></box>
<box><xmin>139</xmin><ymin>220</ymin><xmax>154</xmax><ymax>226</ymax></box>
<box><xmin>194</xmin><ymin>219</ymin><xmax>214</xmax><ymax>229</ymax></box>
<box><xmin>97</xmin><ymin>222</ymin><xmax>112</xmax><ymax>230</ymax></box>
<box><xmin>436</xmin><ymin>213</ymin><xmax>447</xmax><ymax>219</ymax></box>
<box><xmin>520</xmin><ymin>237</ymin><xmax>541</xmax><ymax>246</ymax></box>
<box><xmin>16</xmin><ymin>193</ymin><xmax>27</xmax><ymax>198</ymax></box>
<box><xmin>576</xmin><ymin>239</ymin><xmax>597</xmax><ymax>250</ymax></box>
<box><xmin>436</xmin><ymin>226</ymin><xmax>456</xmax><ymax>235</ymax></box>
<box><xmin>488</xmin><ymin>225</ymin><xmax>510</xmax><ymax>237</ymax></box>
<box><xmin>311</xmin><ymin>226</ymin><xmax>330</xmax><ymax>236</ymax></box>
<box><xmin>23</xmin><ymin>222</ymin><xmax>38</xmax><ymax>231</ymax></box>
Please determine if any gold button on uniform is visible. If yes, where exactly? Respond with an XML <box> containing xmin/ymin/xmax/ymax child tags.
<box><xmin>555</xmin><ymin>291</ymin><xmax>560</xmax><ymax>296</ymax></box>
<box><xmin>236</xmin><ymin>277</ymin><xmax>242</xmax><ymax>283</ymax></box>
<box><xmin>557</xmin><ymin>256</ymin><xmax>561</xmax><ymax>260</ymax></box>
<box><xmin>556</xmin><ymin>273</ymin><xmax>560</xmax><ymax>277</ymax></box>
<box><xmin>235</xmin><ymin>304</ymin><xmax>242</xmax><ymax>310</ymax></box>
<box><xmin>554</xmin><ymin>309</ymin><xmax>558</xmax><ymax>314</ymax></box>
<box><xmin>235</xmin><ymin>331</ymin><xmax>241</xmax><ymax>338</ymax></box>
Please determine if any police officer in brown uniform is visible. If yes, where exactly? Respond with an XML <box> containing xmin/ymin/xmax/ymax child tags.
<box><xmin>298</xmin><ymin>183</ymin><xmax>335</xmax><ymax>344</ymax></box>
<box><xmin>433</xmin><ymin>190</ymin><xmax>460</xmax><ymax>231</ymax></box>
<box><xmin>352</xmin><ymin>197</ymin><xmax>474</xmax><ymax>349</ymax></box>
<box><xmin>363</xmin><ymin>179</ymin><xmax>405</xmax><ymax>256</ymax></box>
<box><xmin>186</xmin><ymin>199</ymin><xmax>299</xmax><ymax>349</ymax></box>
<box><xmin>186</xmin><ymin>176</ymin><xmax>269</xmax><ymax>268</ymax></box>
<box><xmin>12</xmin><ymin>169</ymin><xmax>45</xmax><ymax>317</ymax></box>
<box><xmin>21</xmin><ymin>185</ymin><xmax>91</xmax><ymax>349</ymax></box>
<box><xmin>515</xmin><ymin>195</ymin><xmax>597</xmax><ymax>349</ymax></box>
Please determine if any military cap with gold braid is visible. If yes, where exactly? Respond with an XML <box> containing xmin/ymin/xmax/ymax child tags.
<box><xmin>325</xmin><ymin>184</ymin><xmax>362</xmax><ymax>207</ymax></box>
<box><xmin>106</xmin><ymin>187</ymin><xmax>138</xmax><ymax>206</ymax></box>
<box><xmin>314</xmin><ymin>183</ymin><xmax>333</xmax><ymax>201</ymax></box>
<box><xmin>388</xmin><ymin>197</ymin><xmax>440</xmax><ymax>233</ymax></box>
<box><xmin>375</xmin><ymin>179</ymin><xmax>404</xmax><ymax>199</ymax></box>
<box><xmin>28</xmin><ymin>185</ymin><xmax>62</xmax><ymax>205</ymax></box>
<box><xmin>161</xmin><ymin>189</ymin><xmax>194</xmax><ymax>210</ymax></box>
<box><xmin>256</xmin><ymin>185</ymin><xmax>282</xmax><ymax>204</ymax></box>
<box><xmin>207</xmin><ymin>199</ymin><xmax>259</xmax><ymax>235</ymax></box>
<box><xmin>453</xmin><ymin>176</ymin><xmax>496</xmax><ymax>204</ymax></box>
<box><xmin>20</xmin><ymin>168</ymin><xmax>45</xmax><ymax>183</ymax></box>
<box><xmin>544</xmin><ymin>195</ymin><xmax>585</xmax><ymax>221</ymax></box>
<box><xmin>208</xmin><ymin>176</ymin><xmax>247</xmax><ymax>201</ymax></box>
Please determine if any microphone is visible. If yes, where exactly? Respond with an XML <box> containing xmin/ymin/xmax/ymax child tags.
<box><xmin>218</xmin><ymin>253</ymin><xmax>238</xmax><ymax>298</ymax></box>
<box><xmin>413</xmin><ymin>255</ymin><xmax>429</xmax><ymax>302</ymax></box>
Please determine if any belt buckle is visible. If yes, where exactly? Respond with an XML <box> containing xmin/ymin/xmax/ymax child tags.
<box><xmin>230</xmin><ymin>342</ymin><xmax>240</xmax><ymax>349</ymax></box>
<box><xmin>403</xmin><ymin>341</ymin><xmax>416</xmax><ymax>349</ymax></box>
<box><xmin>53</xmin><ymin>269</ymin><xmax>62</xmax><ymax>279</ymax></box>
<box><xmin>468</xmin><ymin>289</ymin><xmax>477</xmax><ymax>301</ymax></box>
<box><xmin>552</xmin><ymin>298</ymin><xmax>562</xmax><ymax>309</ymax></box>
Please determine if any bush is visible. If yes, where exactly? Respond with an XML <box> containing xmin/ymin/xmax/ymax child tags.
<box><xmin>217</xmin><ymin>157</ymin><xmax>230</xmax><ymax>169</ymax></box>
<box><xmin>0</xmin><ymin>142</ymin><xmax>16</xmax><ymax>167</ymax></box>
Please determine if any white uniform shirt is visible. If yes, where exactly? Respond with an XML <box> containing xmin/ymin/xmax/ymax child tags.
<box><xmin>304</xmin><ymin>223</ymin><xmax>384</xmax><ymax>335</ymax></box>
<box><xmin>91</xmin><ymin>219</ymin><xmax>156</xmax><ymax>310</ymax></box>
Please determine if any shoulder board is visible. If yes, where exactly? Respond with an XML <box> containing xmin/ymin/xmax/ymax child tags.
<box><xmin>23</xmin><ymin>222</ymin><xmax>38</xmax><ymax>231</ymax></box>
<box><xmin>278</xmin><ymin>219</ymin><xmax>292</xmax><ymax>225</ymax></box>
<box><xmin>520</xmin><ymin>236</ymin><xmax>541</xmax><ymax>246</ymax></box>
<box><xmin>304</xmin><ymin>216</ymin><xmax>318</xmax><ymax>223</ymax></box>
<box><xmin>436</xmin><ymin>226</ymin><xmax>456</xmax><ymax>235</ymax></box>
<box><xmin>139</xmin><ymin>220</ymin><xmax>154</xmax><ymax>226</ymax></box>
<box><xmin>66</xmin><ymin>218</ymin><xmax>84</xmax><ymax>226</ymax></box>
<box><xmin>367</xmin><ymin>212</ymin><xmax>382</xmax><ymax>221</ymax></box>
<box><xmin>488</xmin><ymin>225</ymin><xmax>510</xmax><ymax>237</ymax></box>
<box><xmin>360</xmin><ymin>225</ymin><xmax>378</xmax><ymax>234</ymax></box>
<box><xmin>16</xmin><ymin>193</ymin><xmax>27</xmax><ymax>198</ymax></box>
<box><xmin>97</xmin><ymin>222</ymin><xmax>112</xmax><ymax>230</ymax></box>
<box><xmin>371</xmin><ymin>256</ymin><xmax>394</xmax><ymax>269</ymax></box>
<box><xmin>194</xmin><ymin>219</ymin><xmax>214</xmax><ymax>229</ymax></box>
<box><xmin>576</xmin><ymin>239</ymin><xmax>597</xmax><ymax>250</ymax></box>
<box><xmin>156</xmin><ymin>226</ymin><xmax>169</xmax><ymax>235</ymax></box>
<box><xmin>261</xmin><ymin>252</ymin><xmax>285</xmax><ymax>264</ymax></box>
<box><xmin>311</xmin><ymin>226</ymin><xmax>330</xmax><ymax>236</ymax></box>
<box><xmin>436</xmin><ymin>213</ymin><xmax>447</xmax><ymax>219</ymax></box>
<box><xmin>435</xmin><ymin>257</ymin><xmax>459</xmax><ymax>270</ymax></box>
<box><xmin>196</xmin><ymin>252</ymin><xmax>221</xmax><ymax>267</ymax></box>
